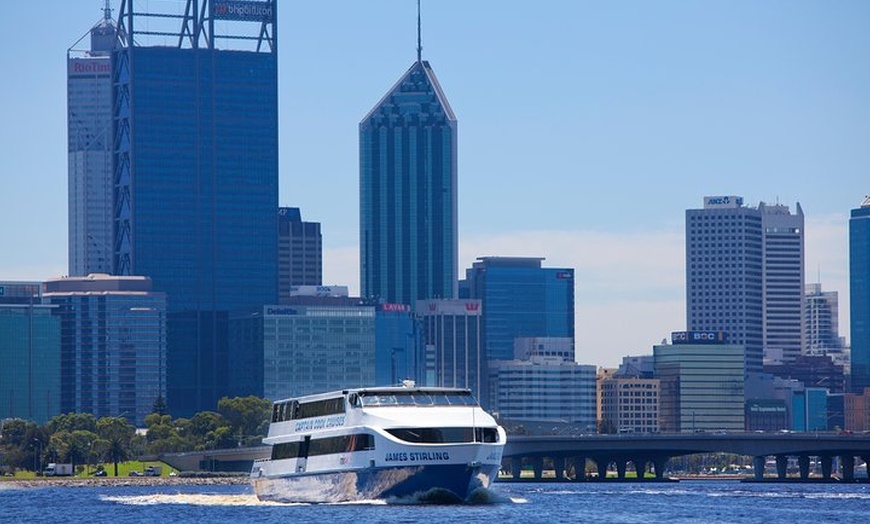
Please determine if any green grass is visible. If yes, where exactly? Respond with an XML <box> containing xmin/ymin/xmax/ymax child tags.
<box><xmin>85</xmin><ymin>460</ymin><xmax>177</xmax><ymax>477</ymax></box>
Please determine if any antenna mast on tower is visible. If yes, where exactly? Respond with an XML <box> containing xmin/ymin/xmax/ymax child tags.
<box><xmin>104</xmin><ymin>0</ymin><xmax>112</xmax><ymax>21</ymax></box>
<box><xmin>417</xmin><ymin>0</ymin><xmax>422</xmax><ymax>62</ymax></box>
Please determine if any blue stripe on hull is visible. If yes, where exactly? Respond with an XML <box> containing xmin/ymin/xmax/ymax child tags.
<box><xmin>253</xmin><ymin>463</ymin><xmax>500</xmax><ymax>504</ymax></box>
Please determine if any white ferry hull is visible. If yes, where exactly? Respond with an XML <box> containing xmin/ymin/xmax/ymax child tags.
<box><xmin>253</xmin><ymin>385</ymin><xmax>505</xmax><ymax>504</ymax></box>
<box><xmin>252</xmin><ymin>461</ymin><xmax>500</xmax><ymax>504</ymax></box>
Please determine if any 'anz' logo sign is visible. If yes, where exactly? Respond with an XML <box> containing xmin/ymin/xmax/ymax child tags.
<box><xmin>704</xmin><ymin>195</ymin><xmax>744</xmax><ymax>208</ymax></box>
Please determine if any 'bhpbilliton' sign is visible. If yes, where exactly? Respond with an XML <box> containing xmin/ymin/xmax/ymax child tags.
<box><xmin>212</xmin><ymin>1</ymin><xmax>273</xmax><ymax>22</ymax></box>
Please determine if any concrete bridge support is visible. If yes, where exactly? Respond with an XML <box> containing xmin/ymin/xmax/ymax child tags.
<box><xmin>596</xmin><ymin>458</ymin><xmax>609</xmax><ymax>480</ymax></box>
<box><xmin>653</xmin><ymin>458</ymin><xmax>667</xmax><ymax>479</ymax></box>
<box><xmin>820</xmin><ymin>456</ymin><xmax>833</xmax><ymax>479</ymax></box>
<box><xmin>511</xmin><ymin>457</ymin><xmax>523</xmax><ymax>479</ymax></box>
<box><xmin>615</xmin><ymin>459</ymin><xmax>627</xmax><ymax>479</ymax></box>
<box><xmin>532</xmin><ymin>457</ymin><xmax>544</xmax><ymax>480</ymax></box>
<box><xmin>841</xmin><ymin>455</ymin><xmax>854</xmax><ymax>481</ymax></box>
<box><xmin>633</xmin><ymin>458</ymin><xmax>647</xmax><ymax>480</ymax></box>
<box><xmin>573</xmin><ymin>456</ymin><xmax>586</xmax><ymax>480</ymax></box>
<box><xmin>798</xmin><ymin>455</ymin><xmax>810</xmax><ymax>479</ymax></box>
<box><xmin>553</xmin><ymin>456</ymin><xmax>566</xmax><ymax>480</ymax></box>
<box><xmin>775</xmin><ymin>455</ymin><xmax>788</xmax><ymax>479</ymax></box>
<box><xmin>753</xmin><ymin>456</ymin><xmax>766</xmax><ymax>480</ymax></box>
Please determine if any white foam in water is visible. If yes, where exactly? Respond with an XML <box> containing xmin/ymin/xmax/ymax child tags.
<box><xmin>101</xmin><ymin>493</ymin><xmax>292</xmax><ymax>507</ymax></box>
<box><xmin>101</xmin><ymin>487</ymin><xmax>526</xmax><ymax>507</ymax></box>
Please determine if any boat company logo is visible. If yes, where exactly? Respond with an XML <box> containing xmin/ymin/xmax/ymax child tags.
<box><xmin>384</xmin><ymin>451</ymin><xmax>450</xmax><ymax>462</ymax></box>
<box><xmin>293</xmin><ymin>415</ymin><xmax>345</xmax><ymax>433</ymax></box>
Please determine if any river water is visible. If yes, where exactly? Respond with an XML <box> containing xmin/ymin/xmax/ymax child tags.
<box><xmin>2</xmin><ymin>480</ymin><xmax>869</xmax><ymax>523</ymax></box>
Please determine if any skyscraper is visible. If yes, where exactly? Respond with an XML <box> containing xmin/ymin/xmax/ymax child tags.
<box><xmin>68</xmin><ymin>4</ymin><xmax>118</xmax><ymax>276</ymax></box>
<box><xmin>760</xmin><ymin>202</ymin><xmax>805</xmax><ymax>363</ymax></box>
<box><xmin>461</xmin><ymin>257</ymin><xmax>575</xmax><ymax>363</ymax></box>
<box><xmin>415</xmin><ymin>299</ymin><xmax>483</xmax><ymax>399</ymax></box>
<box><xmin>686</xmin><ymin>196</ymin><xmax>805</xmax><ymax>373</ymax></box>
<box><xmin>0</xmin><ymin>282</ymin><xmax>60</xmax><ymax>424</ymax></box>
<box><xmin>805</xmin><ymin>283</ymin><xmax>844</xmax><ymax>353</ymax></box>
<box><xmin>278</xmin><ymin>207</ymin><xmax>322</xmax><ymax>302</ymax></box>
<box><xmin>112</xmin><ymin>0</ymin><xmax>278</xmax><ymax>415</ymax></box>
<box><xmin>850</xmin><ymin>196</ymin><xmax>870</xmax><ymax>393</ymax></box>
<box><xmin>359</xmin><ymin>8</ymin><xmax>458</xmax><ymax>305</ymax></box>
<box><xmin>44</xmin><ymin>274</ymin><xmax>167</xmax><ymax>426</ymax></box>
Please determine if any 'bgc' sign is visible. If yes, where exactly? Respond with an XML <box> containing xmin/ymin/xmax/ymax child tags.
<box><xmin>671</xmin><ymin>331</ymin><xmax>728</xmax><ymax>345</ymax></box>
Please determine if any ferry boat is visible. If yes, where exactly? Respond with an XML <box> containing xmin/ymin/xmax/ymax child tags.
<box><xmin>251</xmin><ymin>382</ymin><xmax>506</xmax><ymax>503</ymax></box>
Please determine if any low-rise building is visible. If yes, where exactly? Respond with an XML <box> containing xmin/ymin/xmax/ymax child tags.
<box><xmin>489</xmin><ymin>355</ymin><xmax>596</xmax><ymax>428</ymax></box>
<box><xmin>654</xmin><ymin>332</ymin><xmax>745</xmax><ymax>432</ymax></box>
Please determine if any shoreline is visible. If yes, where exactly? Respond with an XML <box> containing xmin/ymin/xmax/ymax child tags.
<box><xmin>0</xmin><ymin>475</ymin><xmax>251</xmax><ymax>489</ymax></box>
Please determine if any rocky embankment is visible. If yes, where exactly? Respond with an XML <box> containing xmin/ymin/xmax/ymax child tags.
<box><xmin>1</xmin><ymin>475</ymin><xmax>250</xmax><ymax>489</ymax></box>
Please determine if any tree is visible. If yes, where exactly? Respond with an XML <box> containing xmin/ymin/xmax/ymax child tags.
<box><xmin>217</xmin><ymin>396</ymin><xmax>271</xmax><ymax>445</ymax></box>
<box><xmin>1</xmin><ymin>419</ymin><xmax>46</xmax><ymax>472</ymax></box>
<box><xmin>96</xmin><ymin>417</ymin><xmax>135</xmax><ymax>476</ymax></box>
<box><xmin>46</xmin><ymin>413</ymin><xmax>97</xmax><ymax>435</ymax></box>
<box><xmin>188</xmin><ymin>411</ymin><xmax>227</xmax><ymax>450</ymax></box>
<box><xmin>68</xmin><ymin>430</ymin><xmax>100</xmax><ymax>472</ymax></box>
<box><xmin>151</xmin><ymin>395</ymin><xmax>168</xmax><ymax>416</ymax></box>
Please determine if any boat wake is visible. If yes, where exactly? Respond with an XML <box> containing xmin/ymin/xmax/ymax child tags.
<box><xmin>101</xmin><ymin>493</ymin><xmax>290</xmax><ymax>507</ymax></box>
<box><xmin>386</xmin><ymin>486</ymin><xmax>517</xmax><ymax>505</ymax></box>
<box><xmin>101</xmin><ymin>489</ymin><xmax>526</xmax><ymax>507</ymax></box>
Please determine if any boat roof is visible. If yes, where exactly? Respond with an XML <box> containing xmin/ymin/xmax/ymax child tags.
<box><xmin>271</xmin><ymin>385</ymin><xmax>472</xmax><ymax>405</ymax></box>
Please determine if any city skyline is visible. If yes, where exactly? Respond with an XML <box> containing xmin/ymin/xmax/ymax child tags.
<box><xmin>0</xmin><ymin>1</ymin><xmax>867</xmax><ymax>368</ymax></box>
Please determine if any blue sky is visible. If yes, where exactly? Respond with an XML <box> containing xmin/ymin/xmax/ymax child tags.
<box><xmin>0</xmin><ymin>1</ymin><xmax>867</xmax><ymax>366</ymax></box>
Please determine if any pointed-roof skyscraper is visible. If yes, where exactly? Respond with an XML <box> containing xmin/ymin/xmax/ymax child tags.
<box><xmin>360</xmin><ymin>2</ymin><xmax>458</xmax><ymax>305</ymax></box>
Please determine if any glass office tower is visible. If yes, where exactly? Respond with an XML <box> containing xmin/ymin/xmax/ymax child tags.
<box><xmin>360</xmin><ymin>58</ymin><xmax>458</xmax><ymax>305</ymax></box>
<box><xmin>851</xmin><ymin>197</ymin><xmax>870</xmax><ymax>393</ymax></box>
<box><xmin>0</xmin><ymin>283</ymin><xmax>61</xmax><ymax>424</ymax></box>
<box><xmin>68</xmin><ymin>6</ymin><xmax>118</xmax><ymax>276</ymax></box>
<box><xmin>44</xmin><ymin>275</ymin><xmax>167</xmax><ymax>427</ymax></box>
<box><xmin>112</xmin><ymin>1</ymin><xmax>278</xmax><ymax>415</ymax></box>
<box><xmin>461</xmin><ymin>257</ymin><xmax>575</xmax><ymax>363</ymax></box>
<box><xmin>278</xmin><ymin>207</ymin><xmax>323</xmax><ymax>301</ymax></box>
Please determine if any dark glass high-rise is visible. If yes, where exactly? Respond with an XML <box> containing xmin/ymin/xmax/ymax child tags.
<box><xmin>112</xmin><ymin>0</ymin><xmax>278</xmax><ymax>415</ymax></box>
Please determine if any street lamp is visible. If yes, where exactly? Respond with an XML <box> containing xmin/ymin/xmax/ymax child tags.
<box><xmin>31</xmin><ymin>438</ymin><xmax>42</xmax><ymax>474</ymax></box>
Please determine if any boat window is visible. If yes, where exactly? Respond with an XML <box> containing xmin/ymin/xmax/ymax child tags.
<box><xmin>430</xmin><ymin>394</ymin><xmax>451</xmax><ymax>406</ymax></box>
<box><xmin>411</xmin><ymin>393</ymin><xmax>433</xmax><ymax>406</ymax></box>
<box><xmin>446</xmin><ymin>394</ymin><xmax>475</xmax><ymax>406</ymax></box>
<box><xmin>386</xmin><ymin>427</ymin><xmax>499</xmax><ymax>444</ymax></box>
<box><xmin>295</xmin><ymin>397</ymin><xmax>346</xmax><ymax>419</ymax></box>
<box><xmin>475</xmin><ymin>427</ymin><xmax>500</xmax><ymax>443</ymax></box>
<box><xmin>394</xmin><ymin>393</ymin><xmax>415</xmax><ymax>406</ymax></box>
<box><xmin>309</xmin><ymin>434</ymin><xmax>376</xmax><ymax>457</ymax></box>
<box><xmin>271</xmin><ymin>434</ymin><xmax>375</xmax><ymax>461</ymax></box>
<box><xmin>348</xmin><ymin>393</ymin><xmax>361</xmax><ymax>408</ymax></box>
<box><xmin>271</xmin><ymin>441</ymin><xmax>301</xmax><ymax>460</ymax></box>
<box><xmin>357</xmin><ymin>391</ymin><xmax>479</xmax><ymax>407</ymax></box>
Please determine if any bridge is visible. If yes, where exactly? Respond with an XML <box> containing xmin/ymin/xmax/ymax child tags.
<box><xmin>503</xmin><ymin>432</ymin><xmax>870</xmax><ymax>481</ymax></box>
<box><xmin>157</xmin><ymin>432</ymin><xmax>870</xmax><ymax>482</ymax></box>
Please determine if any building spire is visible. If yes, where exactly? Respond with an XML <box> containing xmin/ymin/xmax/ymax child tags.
<box><xmin>103</xmin><ymin>0</ymin><xmax>112</xmax><ymax>21</ymax></box>
<box><xmin>417</xmin><ymin>0</ymin><xmax>422</xmax><ymax>62</ymax></box>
